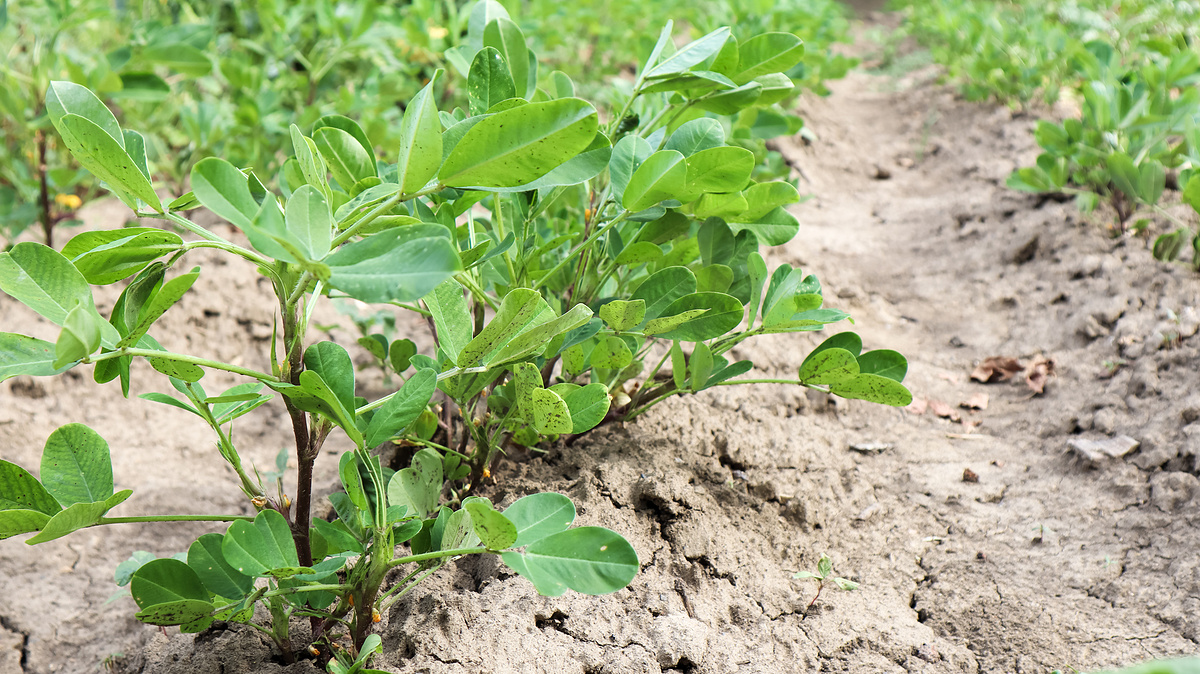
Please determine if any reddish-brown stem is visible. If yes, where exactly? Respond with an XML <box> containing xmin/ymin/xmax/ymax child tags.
<box><xmin>802</xmin><ymin>581</ymin><xmax>825</xmax><ymax>620</ymax></box>
<box><xmin>36</xmin><ymin>131</ymin><xmax>53</xmax><ymax>248</ymax></box>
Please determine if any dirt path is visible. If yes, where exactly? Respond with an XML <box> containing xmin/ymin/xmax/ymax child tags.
<box><xmin>3</xmin><ymin>15</ymin><xmax>1200</xmax><ymax>674</ymax></box>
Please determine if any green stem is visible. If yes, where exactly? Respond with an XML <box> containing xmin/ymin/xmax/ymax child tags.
<box><xmin>387</xmin><ymin>546</ymin><xmax>488</xmax><ymax>569</ymax></box>
<box><xmin>260</xmin><ymin>583</ymin><xmax>350</xmax><ymax>599</ymax></box>
<box><xmin>379</xmin><ymin>565</ymin><xmax>441</xmax><ymax>614</ymax></box>
<box><xmin>455</xmin><ymin>272</ymin><xmax>499</xmax><ymax>311</ymax></box>
<box><xmin>353</xmin><ymin>367</ymin><xmax>490</xmax><ymax>415</ymax></box>
<box><xmin>331</xmin><ymin>190</ymin><xmax>402</xmax><ymax>248</ymax></box>
<box><xmin>534</xmin><ymin>209</ymin><xmax>632</xmax><ymax>291</ymax></box>
<box><xmin>83</xmin><ymin>348</ymin><xmax>275</xmax><ymax>383</ymax></box>
<box><xmin>98</xmin><ymin>514</ymin><xmax>254</xmax><ymax>524</ymax></box>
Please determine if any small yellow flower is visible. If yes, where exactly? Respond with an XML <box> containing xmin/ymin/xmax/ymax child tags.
<box><xmin>428</xmin><ymin>26</ymin><xmax>449</xmax><ymax>39</ymax></box>
<box><xmin>55</xmin><ymin>193</ymin><xmax>82</xmax><ymax>210</ymax></box>
<box><xmin>372</xmin><ymin>608</ymin><xmax>381</xmax><ymax>623</ymax></box>
<box><xmin>251</xmin><ymin>496</ymin><xmax>268</xmax><ymax>509</ymax></box>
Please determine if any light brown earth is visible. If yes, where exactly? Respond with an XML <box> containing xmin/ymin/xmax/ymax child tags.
<box><xmin>2</xmin><ymin>12</ymin><xmax>1199</xmax><ymax>674</ymax></box>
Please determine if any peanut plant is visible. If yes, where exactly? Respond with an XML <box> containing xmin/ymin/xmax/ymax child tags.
<box><xmin>0</xmin><ymin>4</ymin><xmax>909</xmax><ymax>666</ymax></box>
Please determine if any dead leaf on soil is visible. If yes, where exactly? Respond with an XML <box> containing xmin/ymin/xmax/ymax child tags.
<box><xmin>1025</xmin><ymin>356</ymin><xmax>1056</xmax><ymax>394</ymax></box>
<box><xmin>960</xmin><ymin>392</ymin><xmax>989</xmax><ymax>410</ymax></box>
<box><xmin>970</xmin><ymin>356</ymin><xmax>1024</xmax><ymax>383</ymax></box>
<box><xmin>929</xmin><ymin>399</ymin><xmax>961</xmax><ymax>421</ymax></box>
<box><xmin>1067</xmin><ymin>435</ymin><xmax>1139</xmax><ymax>463</ymax></box>
<box><xmin>906</xmin><ymin>397</ymin><xmax>929</xmax><ymax>415</ymax></box>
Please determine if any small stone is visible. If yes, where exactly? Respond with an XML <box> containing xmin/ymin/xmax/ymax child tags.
<box><xmin>962</xmin><ymin>468</ymin><xmax>979</xmax><ymax>483</ymax></box>
<box><xmin>1068</xmin><ymin>435</ymin><xmax>1140</xmax><ymax>464</ymax></box>
<box><xmin>849</xmin><ymin>442</ymin><xmax>893</xmax><ymax>454</ymax></box>
<box><xmin>915</xmin><ymin>643</ymin><xmax>940</xmax><ymax>663</ymax></box>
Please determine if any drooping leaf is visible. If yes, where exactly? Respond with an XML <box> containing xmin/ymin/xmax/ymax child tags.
<box><xmin>856</xmin><ymin>350</ymin><xmax>908</xmax><ymax>383</ymax></box>
<box><xmin>529</xmin><ymin>388</ymin><xmax>573</xmax><ymax>434</ymax></box>
<box><xmin>187</xmin><ymin>533</ymin><xmax>254</xmax><ymax>599</ymax></box>
<box><xmin>0</xmin><ymin>243</ymin><xmax>95</xmax><ymax>327</ymax></box>
<box><xmin>54</xmin><ymin>303</ymin><xmax>102</xmax><ymax>368</ymax></box>
<box><xmin>501</xmin><ymin>526</ymin><xmax>638</xmax><ymax>596</ymax></box>
<box><xmin>386</xmin><ymin>449</ymin><xmax>442</xmax><ymax>520</ymax></box>
<box><xmin>325</xmin><ymin>227</ymin><xmax>461</xmax><ymax>304</ymax></box>
<box><xmin>464</xmin><ymin>500</ymin><xmax>518</xmax><ymax>550</ymax></box>
<box><xmin>0</xmin><ymin>333</ymin><xmax>69</xmax><ymax>382</ymax></box>
<box><xmin>26</xmin><ymin>490</ymin><xmax>131</xmax><ymax>544</ymax></box>
<box><xmin>829</xmin><ymin>374</ymin><xmax>913</xmax><ymax>406</ymax></box>
<box><xmin>57</xmin><ymin>115</ymin><xmax>162</xmax><ymax>212</ymax></box>
<box><xmin>797</xmin><ymin>348</ymin><xmax>859</xmax><ymax>386</ymax></box>
<box><xmin>0</xmin><ymin>461</ymin><xmax>61</xmax><ymax>515</ymax></box>
<box><xmin>130</xmin><ymin>558</ymin><xmax>210</xmax><ymax>609</ymax></box>
<box><xmin>364</xmin><ymin>368</ymin><xmax>437</xmax><ymax>448</ymax></box>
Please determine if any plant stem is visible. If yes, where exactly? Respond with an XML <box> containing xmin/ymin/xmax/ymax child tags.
<box><xmin>378</xmin><ymin>565</ymin><xmax>440</xmax><ymax>614</ymax></box>
<box><xmin>354</xmin><ymin>366</ymin><xmax>490</xmax><ymax>415</ymax></box>
<box><xmin>386</xmin><ymin>546</ymin><xmax>488</xmax><ymax>569</ymax></box>
<box><xmin>533</xmin><ymin>209</ymin><xmax>632</xmax><ymax>291</ymax></box>
<box><xmin>84</xmin><ymin>348</ymin><xmax>275</xmax><ymax>382</ymax></box>
<box><xmin>97</xmin><ymin>514</ymin><xmax>254</xmax><ymax>524</ymax></box>
<box><xmin>36</xmin><ymin>130</ymin><xmax>53</xmax><ymax>248</ymax></box>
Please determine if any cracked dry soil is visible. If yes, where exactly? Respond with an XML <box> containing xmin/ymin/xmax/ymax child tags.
<box><xmin>3</xmin><ymin>15</ymin><xmax>1200</xmax><ymax>674</ymax></box>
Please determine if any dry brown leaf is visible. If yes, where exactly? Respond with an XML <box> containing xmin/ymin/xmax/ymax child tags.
<box><xmin>906</xmin><ymin>398</ymin><xmax>929</xmax><ymax>415</ymax></box>
<box><xmin>960</xmin><ymin>392</ymin><xmax>989</xmax><ymax>410</ymax></box>
<box><xmin>1025</xmin><ymin>356</ymin><xmax>1056</xmax><ymax>394</ymax></box>
<box><xmin>970</xmin><ymin>356</ymin><xmax>1024</xmax><ymax>383</ymax></box>
<box><xmin>929</xmin><ymin>399</ymin><xmax>961</xmax><ymax>421</ymax></box>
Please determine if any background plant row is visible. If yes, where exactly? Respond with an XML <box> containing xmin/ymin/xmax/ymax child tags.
<box><xmin>0</xmin><ymin>0</ymin><xmax>855</xmax><ymax>249</ymax></box>
<box><xmin>894</xmin><ymin>0</ymin><xmax>1200</xmax><ymax>265</ymax></box>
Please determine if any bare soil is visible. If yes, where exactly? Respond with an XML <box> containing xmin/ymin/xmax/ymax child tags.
<box><xmin>3</xmin><ymin>14</ymin><xmax>1200</xmax><ymax>674</ymax></box>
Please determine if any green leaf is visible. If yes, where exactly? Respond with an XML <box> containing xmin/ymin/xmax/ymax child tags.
<box><xmin>530</xmin><ymin>388</ymin><xmax>573</xmax><ymax>434</ymax></box>
<box><xmin>0</xmin><ymin>510</ymin><xmax>52</xmax><ymax>541</ymax></box>
<box><xmin>440</xmin><ymin>506</ymin><xmax>480</xmax><ymax>551</ymax></box>
<box><xmin>856</xmin><ymin>350</ymin><xmax>907</xmax><ymax>382</ymax></box>
<box><xmin>502</xmin><ymin>493</ymin><xmax>575</xmax><ymax>549</ymax></box>
<box><xmin>740</xmin><ymin>182</ymin><xmax>801</xmax><ymax>221</ymax></box>
<box><xmin>829</xmin><ymin>373</ymin><xmax>913</xmax><ymax>406</ymax></box>
<box><xmin>501</xmin><ymin>526</ymin><xmax>637</xmax><ymax>596</ymax></box>
<box><xmin>695</xmin><ymin>265</ymin><xmax>733</xmax><ymax>293</ymax></box>
<box><xmin>55</xmin><ymin>303</ymin><xmax>102</xmax><ymax>368</ymax></box>
<box><xmin>457</xmin><ymin>288</ymin><xmax>549</xmax><ymax>368</ymax></box>
<box><xmin>285</xmin><ymin>185</ymin><xmax>333</xmax><ymax>260</ymax></box>
<box><xmin>387</xmin><ymin>448</ymin><xmax>442</xmax><ymax>520</ymax></box>
<box><xmin>483</xmin><ymin>18</ymin><xmax>530</xmax><ymax>99</ymax></box>
<box><xmin>424</xmin><ymin>279</ymin><xmax>473</xmax><ymax>362</ymax></box>
<box><xmin>693</xmin><ymin>82</ymin><xmax>763</xmax><ymax>115</ymax></box>
<box><xmin>46</xmin><ymin>82</ymin><xmax>123</xmax><ymax>149</ymax></box>
<box><xmin>464</xmin><ymin>500</ymin><xmax>518</xmax><ymax>550</ymax></box>
<box><xmin>339</xmin><ymin>452</ymin><xmax>369</xmax><ymax>513</ymax></box>
<box><xmin>590</xmin><ymin>335</ymin><xmax>633</xmax><ymax>370</ymax></box>
<box><xmin>684</xmin><ymin>147</ymin><xmax>754</xmax><ymax>195</ymax></box>
<box><xmin>665</xmin><ymin>118</ymin><xmax>725</xmax><ymax>156</ymax></box>
<box><xmin>733</xmin><ymin>33</ymin><xmax>805</xmax><ymax>84</ymax></box>
<box><xmin>694</xmin><ymin>192</ymin><xmax>749</xmax><ymax>220</ymax></box>
<box><xmin>808</xmin><ymin>332</ymin><xmax>863</xmax><ymax>360</ymax></box>
<box><xmin>291</xmin><ymin>125</ymin><xmax>330</xmax><ymax>200</ymax></box>
<box><xmin>135</xmin><ymin>600</ymin><xmax>214</xmax><ymax>627</ymax></box>
<box><xmin>364</xmin><ymin>368</ymin><xmax>437</xmax><ymax>448</ymax></box>
<box><xmin>396</xmin><ymin>78</ymin><xmax>443</xmax><ymax>194</ymax></box>
<box><xmin>490</xmin><ymin>303</ymin><xmax>593</xmax><ymax>366</ymax></box>
<box><xmin>269</xmin><ymin>371</ymin><xmax>361</xmax><ymax>444</ymax></box>
<box><xmin>314</xmin><ymin>126</ymin><xmax>376</xmax><ymax>191</ymax></box>
<box><xmin>0</xmin><ymin>333</ymin><xmax>71</xmax><ymax>382</ymax></box>
<box><xmin>645</xmin><ymin>27</ymin><xmax>732</xmax><ymax>79</ymax></box>
<box><xmin>609</xmin><ymin>135</ymin><xmax>653</xmax><ymax>202</ymax></box>
<box><xmin>222</xmin><ymin>509</ymin><xmax>300</xmax><ymax>577</ymax></box>
<box><xmin>797</xmin><ymin>348</ymin><xmax>859</xmax><ymax>386</ymax></box>
<box><xmin>689</xmin><ymin>342</ymin><xmax>713</xmax><ymax>392</ymax></box>
<box><xmin>562</xmin><ymin>383</ymin><xmax>610</xmax><ymax>434</ymax></box>
<box><xmin>730</xmin><ymin>206</ymin><xmax>800</xmax><ymax>247</ymax></box>
<box><xmin>643</xmin><ymin>309</ymin><xmax>709</xmax><ymax>336</ymax></box>
<box><xmin>57</xmin><ymin>115</ymin><xmax>162</xmax><ymax>212</ymax></box>
<box><xmin>117</xmin><ymin>268</ymin><xmax>200</xmax><ymax>349</ymax></box>
<box><xmin>313</xmin><ymin>114</ymin><xmax>374</xmax><ymax>160</ymax></box>
<box><xmin>62</xmin><ymin>229</ymin><xmax>183</xmax><ymax>285</ymax></box>
<box><xmin>0</xmin><ymin>242</ymin><xmax>94</xmax><ymax>327</ymax></box>
<box><xmin>131</xmin><ymin>558</ymin><xmax>210</xmax><ymax>609</ymax></box>
<box><xmin>0</xmin><ymin>461</ymin><xmax>61</xmax><ymax>515</ymax></box>
<box><xmin>325</xmin><ymin>227</ymin><xmax>461</xmax><ymax>304</ymax></box>
<box><xmin>469</xmin><ymin>47</ymin><xmax>517</xmax><ymax>116</ymax></box>
<box><xmin>188</xmin><ymin>533</ymin><xmax>254</xmax><ymax>599</ymax></box>
<box><xmin>488</xmin><ymin>133</ymin><xmax>612</xmax><ymax>192</ymax></box>
<box><xmin>190</xmin><ymin>158</ymin><xmax>259</xmax><ymax>230</ymax></box>
<box><xmin>614</xmin><ymin>241</ymin><xmax>663</xmax><ymax>266</ymax></box>
<box><xmin>622</xmin><ymin>150</ymin><xmax>686</xmax><ymax>211</ymax></box>
<box><xmin>440</xmin><ymin>98</ymin><xmax>598</xmax><ymax>189</ymax></box>
<box><xmin>304</xmin><ymin>342</ymin><xmax>355</xmax><ymax>418</ymax></box>
<box><xmin>1154</xmin><ymin>228</ymin><xmax>1192</xmax><ymax>262</ymax></box>
<box><xmin>26</xmin><ymin>491</ymin><xmax>131</xmax><ymax>544</ymax></box>
<box><xmin>40</xmin><ymin>423</ymin><xmax>112</xmax><ymax>507</ymax></box>
<box><xmin>147</xmin><ymin>357</ymin><xmax>204</xmax><ymax>382</ymax></box>
<box><xmin>389</xmin><ymin>338</ymin><xmax>417</xmax><ymax>373</ymax></box>
<box><xmin>655</xmin><ymin>292</ymin><xmax>743</xmax><ymax>342</ymax></box>
<box><xmin>631</xmin><ymin>267</ymin><xmax>697</xmax><ymax>323</ymax></box>
<box><xmin>599</xmin><ymin>300</ymin><xmax>646</xmax><ymax>332</ymax></box>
